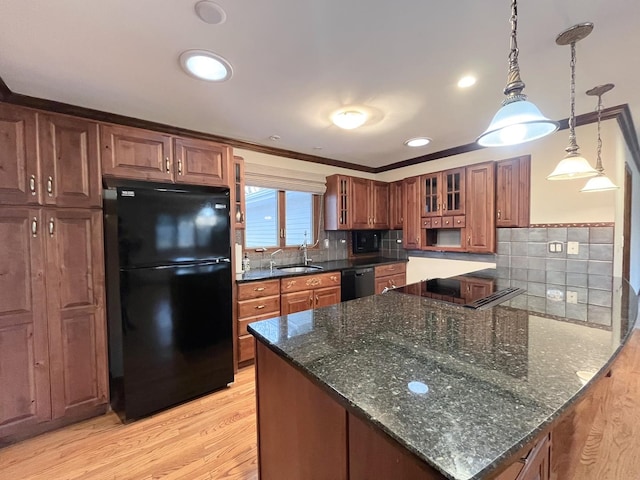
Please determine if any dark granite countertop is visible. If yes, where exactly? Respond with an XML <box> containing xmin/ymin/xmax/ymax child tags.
<box><xmin>236</xmin><ymin>256</ymin><xmax>407</xmax><ymax>283</ymax></box>
<box><xmin>248</xmin><ymin>279</ymin><xmax>638</xmax><ymax>480</ymax></box>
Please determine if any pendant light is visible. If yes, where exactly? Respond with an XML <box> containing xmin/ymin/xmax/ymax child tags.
<box><xmin>581</xmin><ymin>84</ymin><xmax>619</xmax><ymax>192</ymax></box>
<box><xmin>477</xmin><ymin>0</ymin><xmax>558</xmax><ymax>147</ymax></box>
<box><xmin>547</xmin><ymin>23</ymin><xmax>599</xmax><ymax>180</ymax></box>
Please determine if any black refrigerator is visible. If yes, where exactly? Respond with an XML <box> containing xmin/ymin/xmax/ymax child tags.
<box><xmin>103</xmin><ymin>179</ymin><xmax>233</xmax><ymax>422</ymax></box>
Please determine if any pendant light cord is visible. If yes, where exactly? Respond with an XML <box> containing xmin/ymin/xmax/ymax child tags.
<box><xmin>503</xmin><ymin>0</ymin><xmax>526</xmax><ymax>102</ymax></box>
<box><xmin>595</xmin><ymin>93</ymin><xmax>604</xmax><ymax>171</ymax></box>
<box><xmin>566</xmin><ymin>42</ymin><xmax>579</xmax><ymax>154</ymax></box>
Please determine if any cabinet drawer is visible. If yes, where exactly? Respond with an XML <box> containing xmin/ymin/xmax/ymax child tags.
<box><xmin>375</xmin><ymin>263</ymin><xmax>406</xmax><ymax>278</ymax></box>
<box><xmin>375</xmin><ymin>273</ymin><xmax>406</xmax><ymax>293</ymax></box>
<box><xmin>454</xmin><ymin>215</ymin><xmax>466</xmax><ymax>227</ymax></box>
<box><xmin>421</xmin><ymin>217</ymin><xmax>431</xmax><ymax>228</ymax></box>
<box><xmin>238</xmin><ymin>334</ymin><xmax>255</xmax><ymax>363</ymax></box>
<box><xmin>441</xmin><ymin>216</ymin><xmax>454</xmax><ymax>228</ymax></box>
<box><xmin>281</xmin><ymin>272</ymin><xmax>340</xmax><ymax>293</ymax></box>
<box><xmin>431</xmin><ymin>217</ymin><xmax>442</xmax><ymax>228</ymax></box>
<box><xmin>238</xmin><ymin>311</ymin><xmax>282</xmax><ymax>336</ymax></box>
<box><xmin>238</xmin><ymin>295</ymin><xmax>280</xmax><ymax>319</ymax></box>
<box><xmin>237</xmin><ymin>279</ymin><xmax>280</xmax><ymax>300</ymax></box>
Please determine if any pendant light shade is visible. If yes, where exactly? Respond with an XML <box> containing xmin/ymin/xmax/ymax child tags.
<box><xmin>580</xmin><ymin>83</ymin><xmax>619</xmax><ymax>192</ymax></box>
<box><xmin>547</xmin><ymin>23</ymin><xmax>598</xmax><ymax>181</ymax></box>
<box><xmin>547</xmin><ymin>152</ymin><xmax>599</xmax><ymax>180</ymax></box>
<box><xmin>477</xmin><ymin>0</ymin><xmax>558</xmax><ymax>147</ymax></box>
<box><xmin>581</xmin><ymin>173</ymin><xmax>619</xmax><ymax>192</ymax></box>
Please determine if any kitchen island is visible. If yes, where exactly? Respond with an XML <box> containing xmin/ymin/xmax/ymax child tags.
<box><xmin>248</xmin><ymin>279</ymin><xmax>637</xmax><ymax>480</ymax></box>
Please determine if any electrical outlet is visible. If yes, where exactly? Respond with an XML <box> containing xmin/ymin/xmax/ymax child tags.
<box><xmin>548</xmin><ymin>241</ymin><xmax>563</xmax><ymax>253</ymax></box>
<box><xmin>567</xmin><ymin>241</ymin><xmax>580</xmax><ymax>255</ymax></box>
<box><xmin>567</xmin><ymin>291</ymin><xmax>578</xmax><ymax>304</ymax></box>
<box><xmin>323</xmin><ymin>238</ymin><xmax>330</xmax><ymax>249</ymax></box>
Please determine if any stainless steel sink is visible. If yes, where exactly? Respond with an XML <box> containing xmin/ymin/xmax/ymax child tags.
<box><xmin>276</xmin><ymin>265</ymin><xmax>323</xmax><ymax>273</ymax></box>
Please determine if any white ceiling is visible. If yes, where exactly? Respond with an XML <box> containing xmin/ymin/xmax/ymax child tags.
<box><xmin>1</xmin><ymin>0</ymin><xmax>638</xmax><ymax>169</ymax></box>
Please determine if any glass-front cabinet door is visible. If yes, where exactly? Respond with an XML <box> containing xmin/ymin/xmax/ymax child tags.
<box><xmin>421</xmin><ymin>172</ymin><xmax>441</xmax><ymax>217</ymax></box>
<box><xmin>442</xmin><ymin>168</ymin><xmax>465</xmax><ymax>216</ymax></box>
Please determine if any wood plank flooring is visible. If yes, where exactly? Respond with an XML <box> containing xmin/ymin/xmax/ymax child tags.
<box><xmin>1</xmin><ymin>331</ymin><xmax>639</xmax><ymax>480</ymax></box>
<box><xmin>0</xmin><ymin>366</ymin><xmax>258</xmax><ymax>480</ymax></box>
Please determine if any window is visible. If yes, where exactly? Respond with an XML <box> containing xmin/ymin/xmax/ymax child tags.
<box><xmin>245</xmin><ymin>186</ymin><xmax>317</xmax><ymax>249</ymax></box>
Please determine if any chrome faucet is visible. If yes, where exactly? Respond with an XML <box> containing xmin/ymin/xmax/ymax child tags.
<box><xmin>269</xmin><ymin>249</ymin><xmax>283</xmax><ymax>271</ymax></box>
<box><xmin>300</xmin><ymin>233</ymin><xmax>311</xmax><ymax>265</ymax></box>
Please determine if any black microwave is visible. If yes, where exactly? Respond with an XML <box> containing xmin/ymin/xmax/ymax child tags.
<box><xmin>352</xmin><ymin>230</ymin><xmax>382</xmax><ymax>254</ymax></box>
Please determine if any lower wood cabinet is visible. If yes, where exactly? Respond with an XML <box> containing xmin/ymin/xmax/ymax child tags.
<box><xmin>280</xmin><ymin>272</ymin><xmax>341</xmax><ymax>315</ymax></box>
<box><xmin>236</xmin><ymin>279</ymin><xmax>280</xmax><ymax>365</ymax></box>
<box><xmin>374</xmin><ymin>263</ymin><xmax>406</xmax><ymax>294</ymax></box>
<box><xmin>0</xmin><ymin>207</ymin><xmax>108</xmax><ymax>444</ymax></box>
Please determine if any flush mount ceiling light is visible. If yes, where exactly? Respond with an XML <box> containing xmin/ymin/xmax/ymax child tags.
<box><xmin>457</xmin><ymin>75</ymin><xmax>477</xmax><ymax>88</ymax></box>
<box><xmin>477</xmin><ymin>0</ymin><xmax>558</xmax><ymax>147</ymax></box>
<box><xmin>547</xmin><ymin>23</ymin><xmax>599</xmax><ymax>180</ymax></box>
<box><xmin>404</xmin><ymin>137</ymin><xmax>432</xmax><ymax>147</ymax></box>
<box><xmin>179</xmin><ymin>50</ymin><xmax>232</xmax><ymax>82</ymax></box>
<box><xmin>581</xmin><ymin>83</ymin><xmax>619</xmax><ymax>192</ymax></box>
<box><xmin>194</xmin><ymin>1</ymin><xmax>227</xmax><ymax>25</ymax></box>
<box><xmin>331</xmin><ymin>109</ymin><xmax>367</xmax><ymax>130</ymax></box>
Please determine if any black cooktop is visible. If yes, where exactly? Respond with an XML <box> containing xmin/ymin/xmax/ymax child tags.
<box><xmin>395</xmin><ymin>269</ymin><xmax>524</xmax><ymax>310</ymax></box>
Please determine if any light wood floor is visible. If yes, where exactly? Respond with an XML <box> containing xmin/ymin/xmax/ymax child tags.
<box><xmin>0</xmin><ymin>366</ymin><xmax>258</xmax><ymax>480</ymax></box>
<box><xmin>1</xmin><ymin>331</ymin><xmax>639</xmax><ymax>480</ymax></box>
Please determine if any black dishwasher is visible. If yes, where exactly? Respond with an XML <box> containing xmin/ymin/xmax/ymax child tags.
<box><xmin>341</xmin><ymin>267</ymin><xmax>375</xmax><ymax>301</ymax></box>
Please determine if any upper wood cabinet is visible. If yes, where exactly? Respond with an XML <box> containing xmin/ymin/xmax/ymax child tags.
<box><xmin>389</xmin><ymin>180</ymin><xmax>404</xmax><ymax>230</ymax></box>
<box><xmin>232</xmin><ymin>156</ymin><xmax>246</xmax><ymax>229</ymax></box>
<box><xmin>421</xmin><ymin>168</ymin><xmax>465</xmax><ymax>217</ymax></box>
<box><xmin>38</xmin><ymin>113</ymin><xmax>101</xmax><ymax>208</ymax></box>
<box><xmin>327</xmin><ymin>175</ymin><xmax>389</xmax><ymax>231</ymax></box>
<box><xmin>465</xmin><ymin>162</ymin><xmax>496</xmax><ymax>253</ymax></box>
<box><xmin>0</xmin><ymin>105</ymin><xmax>100</xmax><ymax>208</ymax></box>
<box><xmin>0</xmin><ymin>104</ymin><xmax>39</xmax><ymax>206</ymax></box>
<box><xmin>402</xmin><ymin>176</ymin><xmax>421</xmax><ymax>249</ymax></box>
<box><xmin>101</xmin><ymin>124</ymin><xmax>231</xmax><ymax>186</ymax></box>
<box><xmin>496</xmin><ymin>155</ymin><xmax>531</xmax><ymax>228</ymax></box>
<box><xmin>173</xmin><ymin>136</ymin><xmax>229</xmax><ymax>186</ymax></box>
<box><xmin>325</xmin><ymin>174</ymin><xmax>352</xmax><ymax>230</ymax></box>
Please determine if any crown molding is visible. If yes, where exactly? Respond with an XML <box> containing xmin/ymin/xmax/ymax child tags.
<box><xmin>0</xmin><ymin>74</ymin><xmax>637</xmax><ymax>174</ymax></box>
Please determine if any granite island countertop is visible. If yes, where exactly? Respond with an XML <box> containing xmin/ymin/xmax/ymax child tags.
<box><xmin>248</xmin><ymin>279</ymin><xmax>638</xmax><ymax>480</ymax></box>
<box><xmin>236</xmin><ymin>256</ymin><xmax>407</xmax><ymax>283</ymax></box>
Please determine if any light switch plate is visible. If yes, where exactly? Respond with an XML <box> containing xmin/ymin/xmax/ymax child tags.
<box><xmin>567</xmin><ymin>241</ymin><xmax>580</xmax><ymax>255</ymax></box>
<box><xmin>567</xmin><ymin>291</ymin><xmax>578</xmax><ymax>304</ymax></box>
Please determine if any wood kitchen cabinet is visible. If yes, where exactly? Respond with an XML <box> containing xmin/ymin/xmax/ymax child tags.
<box><xmin>402</xmin><ymin>176</ymin><xmax>421</xmax><ymax>249</ymax></box>
<box><xmin>496</xmin><ymin>156</ymin><xmax>531</xmax><ymax>228</ymax></box>
<box><xmin>280</xmin><ymin>272</ymin><xmax>341</xmax><ymax>315</ymax></box>
<box><xmin>374</xmin><ymin>263</ymin><xmax>406</xmax><ymax>294</ymax></box>
<box><xmin>389</xmin><ymin>180</ymin><xmax>404</xmax><ymax>230</ymax></box>
<box><xmin>465</xmin><ymin>162</ymin><xmax>496</xmax><ymax>253</ymax></box>
<box><xmin>232</xmin><ymin>155</ymin><xmax>246</xmax><ymax>229</ymax></box>
<box><xmin>421</xmin><ymin>168</ymin><xmax>465</xmax><ymax>217</ymax></box>
<box><xmin>101</xmin><ymin>124</ymin><xmax>230</xmax><ymax>186</ymax></box>
<box><xmin>0</xmin><ymin>105</ymin><xmax>100</xmax><ymax>208</ymax></box>
<box><xmin>350</xmin><ymin>177</ymin><xmax>389</xmax><ymax>230</ymax></box>
<box><xmin>324</xmin><ymin>174</ymin><xmax>352</xmax><ymax>230</ymax></box>
<box><xmin>0</xmin><ymin>207</ymin><xmax>108</xmax><ymax>442</ymax></box>
<box><xmin>236</xmin><ymin>279</ymin><xmax>280</xmax><ymax>365</ymax></box>
<box><xmin>325</xmin><ymin>175</ymin><xmax>389</xmax><ymax>230</ymax></box>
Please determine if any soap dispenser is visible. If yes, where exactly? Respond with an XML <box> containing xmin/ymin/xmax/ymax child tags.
<box><xmin>242</xmin><ymin>253</ymin><xmax>250</xmax><ymax>272</ymax></box>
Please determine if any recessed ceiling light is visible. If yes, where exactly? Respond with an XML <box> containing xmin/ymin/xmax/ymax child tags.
<box><xmin>457</xmin><ymin>75</ymin><xmax>477</xmax><ymax>88</ymax></box>
<box><xmin>179</xmin><ymin>50</ymin><xmax>232</xmax><ymax>82</ymax></box>
<box><xmin>404</xmin><ymin>137</ymin><xmax>431</xmax><ymax>147</ymax></box>
<box><xmin>331</xmin><ymin>110</ymin><xmax>367</xmax><ymax>130</ymax></box>
<box><xmin>269</xmin><ymin>135</ymin><xmax>281</xmax><ymax>141</ymax></box>
<box><xmin>194</xmin><ymin>1</ymin><xmax>227</xmax><ymax>25</ymax></box>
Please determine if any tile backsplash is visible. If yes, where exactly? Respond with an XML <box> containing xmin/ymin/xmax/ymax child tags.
<box><xmin>496</xmin><ymin>226</ymin><xmax>614</xmax><ymax>325</ymax></box>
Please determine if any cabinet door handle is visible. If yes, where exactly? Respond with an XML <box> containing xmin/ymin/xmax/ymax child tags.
<box><xmin>48</xmin><ymin>218</ymin><xmax>55</xmax><ymax>236</ymax></box>
<box><xmin>467</xmin><ymin>236</ymin><xmax>471</xmax><ymax>246</ymax></box>
<box><xmin>29</xmin><ymin>175</ymin><xmax>36</xmax><ymax>195</ymax></box>
<box><xmin>309</xmin><ymin>296</ymin><xmax>314</xmax><ymax>307</ymax></box>
<box><xmin>31</xmin><ymin>217</ymin><xmax>38</xmax><ymax>237</ymax></box>
<box><xmin>165</xmin><ymin>157</ymin><xmax>170</xmax><ymax>173</ymax></box>
<box><xmin>178</xmin><ymin>159</ymin><xmax>183</xmax><ymax>175</ymax></box>
<box><xmin>497</xmin><ymin>209</ymin><xmax>501</xmax><ymax>220</ymax></box>
<box><xmin>315</xmin><ymin>295</ymin><xmax>319</xmax><ymax>305</ymax></box>
<box><xmin>254</xmin><ymin>287</ymin><xmax>265</xmax><ymax>292</ymax></box>
<box><xmin>255</xmin><ymin>304</ymin><xmax>265</xmax><ymax>310</ymax></box>
<box><xmin>240</xmin><ymin>211</ymin><xmax>245</xmax><ymax>223</ymax></box>
<box><xmin>47</xmin><ymin>176</ymin><xmax>53</xmax><ymax>196</ymax></box>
